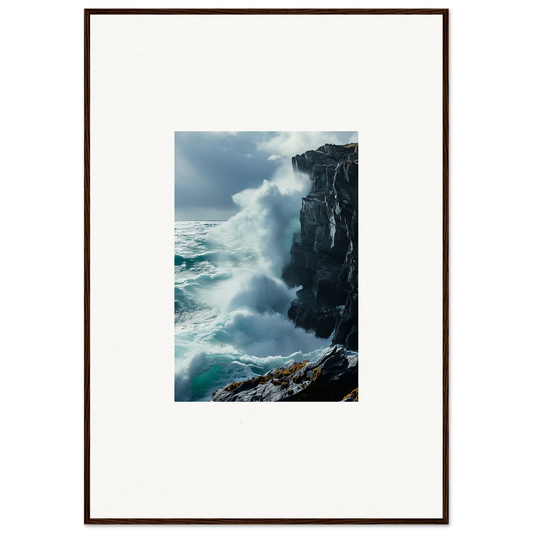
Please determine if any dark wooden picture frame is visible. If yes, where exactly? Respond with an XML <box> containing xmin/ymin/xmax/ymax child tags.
<box><xmin>85</xmin><ymin>8</ymin><xmax>448</xmax><ymax>524</ymax></box>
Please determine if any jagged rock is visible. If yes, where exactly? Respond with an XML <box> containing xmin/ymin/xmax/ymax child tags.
<box><xmin>287</xmin><ymin>288</ymin><xmax>339</xmax><ymax>338</ymax></box>
<box><xmin>341</xmin><ymin>388</ymin><xmax>359</xmax><ymax>402</ymax></box>
<box><xmin>283</xmin><ymin>143</ymin><xmax>358</xmax><ymax>350</ymax></box>
<box><xmin>332</xmin><ymin>290</ymin><xmax>358</xmax><ymax>350</ymax></box>
<box><xmin>210</xmin><ymin>346</ymin><xmax>358</xmax><ymax>402</ymax></box>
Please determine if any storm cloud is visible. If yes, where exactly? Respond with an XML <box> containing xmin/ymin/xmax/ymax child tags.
<box><xmin>174</xmin><ymin>131</ymin><xmax>358</xmax><ymax>220</ymax></box>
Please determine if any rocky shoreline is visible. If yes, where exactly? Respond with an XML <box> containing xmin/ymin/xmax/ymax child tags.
<box><xmin>211</xmin><ymin>346</ymin><xmax>358</xmax><ymax>402</ymax></box>
<box><xmin>211</xmin><ymin>143</ymin><xmax>358</xmax><ymax>402</ymax></box>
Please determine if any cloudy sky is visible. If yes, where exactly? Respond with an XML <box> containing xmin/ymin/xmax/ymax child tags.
<box><xmin>175</xmin><ymin>131</ymin><xmax>358</xmax><ymax>220</ymax></box>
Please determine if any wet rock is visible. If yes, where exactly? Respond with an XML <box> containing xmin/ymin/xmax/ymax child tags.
<box><xmin>341</xmin><ymin>388</ymin><xmax>359</xmax><ymax>402</ymax></box>
<box><xmin>332</xmin><ymin>290</ymin><xmax>358</xmax><ymax>351</ymax></box>
<box><xmin>210</xmin><ymin>346</ymin><xmax>358</xmax><ymax>402</ymax></box>
<box><xmin>283</xmin><ymin>143</ymin><xmax>359</xmax><ymax>350</ymax></box>
<box><xmin>287</xmin><ymin>288</ymin><xmax>339</xmax><ymax>338</ymax></box>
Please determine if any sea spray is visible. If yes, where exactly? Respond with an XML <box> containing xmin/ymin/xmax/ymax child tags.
<box><xmin>208</xmin><ymin>165</ymin><xmax>310</xmax><ymax>276</ymax></box>
<box><xmin>174</xmin><ymin>167</ymin><xmax>330</xmax><ymax>401</ymax></box>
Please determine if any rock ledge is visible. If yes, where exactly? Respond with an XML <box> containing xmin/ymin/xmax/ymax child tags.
<box><xmin>210</xmin><ymin>346</ymin><xmax>358</xmax><ymax>402</ymax></box>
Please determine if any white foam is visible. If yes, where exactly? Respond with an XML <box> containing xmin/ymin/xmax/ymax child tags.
<box><xmin>202</xmin><ymin>309</ymin><xmax>326</xmax><ymax>359</ymax></box>
<box><xmin>208</xmin><ymin>164</ymin><xmax>310</xmax><ymax>277</ymax></box>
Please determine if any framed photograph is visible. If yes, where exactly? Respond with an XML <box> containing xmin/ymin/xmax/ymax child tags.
<box><xmin>85</xmin><ymin>9</ymin><xmax>448</xmax><ymax>524</ymax></box>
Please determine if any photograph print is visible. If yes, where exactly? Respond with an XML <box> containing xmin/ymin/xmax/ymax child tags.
<box><xmin>174</xmin><ymin>132</ymin><xmax>358</xmax><ymax>402</ymax></box>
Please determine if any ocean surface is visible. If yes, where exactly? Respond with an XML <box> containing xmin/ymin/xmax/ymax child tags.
<box><xmin>174</xmin><ymin>176</ymin><xmax>331</xmax><ymax>401</ymax></box>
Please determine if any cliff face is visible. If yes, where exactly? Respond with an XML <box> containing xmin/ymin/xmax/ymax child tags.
<box><xmin>283</xmin><ymin>143</ymin><xmax>358</xmax><ymax>351</ymax></box>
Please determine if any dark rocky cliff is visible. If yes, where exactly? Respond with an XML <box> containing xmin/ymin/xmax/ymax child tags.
<box><xmin>210</xmin><ymin>143</ymin><xmax>358</xmax><ymax>402</ymax></box>
<box><xmin>283</xmin><ymin>143</ymin><xmax>358</xmax><ymax>351</ymax></box>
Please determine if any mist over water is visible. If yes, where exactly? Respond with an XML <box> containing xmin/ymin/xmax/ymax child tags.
<box><xmin>174</xmin><ymin>167</ymin><xmax>330</xmax><ymax>401</ymax></box>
